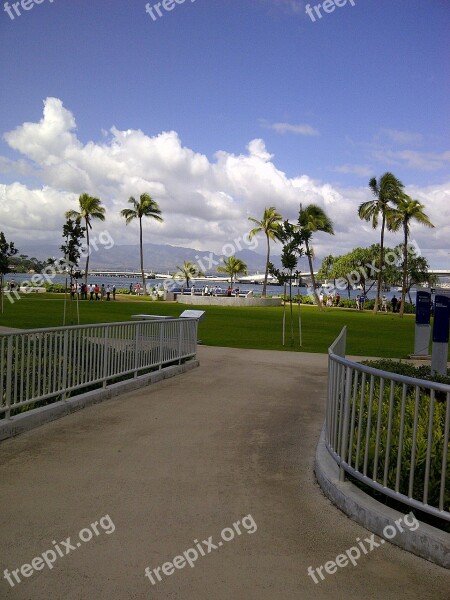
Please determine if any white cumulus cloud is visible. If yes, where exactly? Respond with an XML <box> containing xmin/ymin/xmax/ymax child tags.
<box><xmin>0</xmin><ymin>98</ymin><xmax>449</xmax><ymax>267</ymax></box>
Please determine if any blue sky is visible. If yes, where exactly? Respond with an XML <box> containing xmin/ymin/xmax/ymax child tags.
<box><xmin>0</xmin><ymin>0</ymin><xmax>449</xmax><ymax>266</ymax></box>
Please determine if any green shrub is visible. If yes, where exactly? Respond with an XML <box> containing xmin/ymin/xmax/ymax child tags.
<box><xmin>43</xmin><ymin>283</ymin><xmax>66</xmax><ymax>293</ymax></box>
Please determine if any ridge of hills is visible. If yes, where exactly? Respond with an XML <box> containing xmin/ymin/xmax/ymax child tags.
<box><xmin>17</xmin><ymin>242</ymin><xmax>277</xmax><ymax>274</ymax></box>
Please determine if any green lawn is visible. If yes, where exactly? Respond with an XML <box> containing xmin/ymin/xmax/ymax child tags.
<box><xmin>1</xmin><ymin>293</ymin><xmax>443</xmax><ymax>359</ymax></box>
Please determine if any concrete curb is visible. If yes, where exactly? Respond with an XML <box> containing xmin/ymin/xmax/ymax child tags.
<box><xmin>314</xmin><ymin>428</ymin><xmax>450</xmax><ymax>570</ymax></box>
<box><xmin>0</xmin><ymin>359</ymin><xmax>199</xmax><ymax>441</ymax></box>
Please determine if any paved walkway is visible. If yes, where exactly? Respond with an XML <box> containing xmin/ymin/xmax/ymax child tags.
<box><xmin>0</xmin><ymin>347</ymin><xmax>448</xmax><ymax>600</ymax></box>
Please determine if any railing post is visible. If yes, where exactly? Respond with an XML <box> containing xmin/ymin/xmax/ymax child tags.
<box><xmin>339</xmin><ymin>365</ymin><xmax>353</xmax><ymax>482</ymax></box>
<box><xmin>178</xmin><ymin>320</ymin><xmax>183</xmax><ymax>364</ymax></box>
<box><xmin>159</xmin><ymin>321</ymin><xmax>164</xmax><ymax>370</ymax></box>
<box><xmin>61</xmin><ymin>329</ymin><xmax>68</xmax><ymax>400</ymax></box>
<box><xmin>102</xmin><ymin>325</ymin><xmax>109</xmax><ymax>388</ymax></box>
<box><xmin>5</xmin><ymin>336</ymin><xmax>13</xmax><ymax>420</ymax></box>
<box><xmin>134</xmin><ymin>322</ymin><xmax>140</xmax><ymax>378</ymax></box>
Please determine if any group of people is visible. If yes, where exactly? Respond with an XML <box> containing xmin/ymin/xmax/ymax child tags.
<box><xmin>190</xmin><ymin>285</ymin><xmax>243</xmax><ymax>298</ymax></box>
<box><xmin>319</xmin><ymin>291</ymin><xmax>341</xmax><ymax>307</ymax></box>
<box><xmin>71</xmin><ymin>282</ymin><xmax>116</xmax><ymax>301</ymax></box>
<box><xmin>384</xmin><ymin>294</ymin><xmax>401</xmax><ymax>313</ymax></box>
<box><xmin>355</xmin><ymin>293</ymin><xmax>401</xmax><ymax>312</ymax></box>
<box><xmin>201</xmin><ymin>285</ymin><xmax>224</xmax><ymax>296</ymax></box>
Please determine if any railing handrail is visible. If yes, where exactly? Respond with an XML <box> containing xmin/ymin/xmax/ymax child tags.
<box><xmin>0</xmin><ymin>318</ymin><xmax>194</xmax><ymax>338</ymax></box>
<box><xmin>329</xmin><ymin>352</ymin><xmax>450</xmax><ymax>393</ymax></box>
<box><xmin>1</xmin><ymin>318</ymin><xmax>198</xmax><ymax>421</ymax></box>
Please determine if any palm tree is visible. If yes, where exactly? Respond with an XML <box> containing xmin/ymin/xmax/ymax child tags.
<box><xmin>248</xmin><ymin>207</ymin><xmax>283</xmax><ymax>297</ymax></box>
<box><xmin>298</xmin><ymin>204</ymin><xmax>334</xmax><ymax>308</ymax></box>
<box><xmin>120</xmin><ymin>193</ymin><xmax>163</xmax><ymax>294</ymax></box>
<box><xmin>65</xmin><ymin>193</ymin><xmax>106</xmax><ymax>287</ymax></box>
<box><xmin>217</xmin><ymin>256</ymin><xmax>247</xmax><ymax>289</ymax></box>
<box><xmin>174</xmin><ymin>260</ymin><xmax>205</xmax><ymax>289</ymax></box>
<box><xmin>389</xmin><ymin>194</ymin><xmax>434</xmax><ymax>317</ymax></box>
<box><xmin>358</xmin><ymin>173</ymin><xmax>404</xmax><ymax>313</ymax></box>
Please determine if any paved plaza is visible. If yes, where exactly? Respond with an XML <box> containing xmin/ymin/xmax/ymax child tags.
<box><xmin>0</xmin><ymin>346</ymin><xmax>448</xmax><ymax>599</ymax></box>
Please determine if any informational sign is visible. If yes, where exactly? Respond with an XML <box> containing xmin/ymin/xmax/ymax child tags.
<box><xmin>179</xmin><ymin>310</ymin><xmax>206</xmax><ymax>321</ymax></box>
<box><xmin>431</xmin><ymin>291</ymin><xmax>450</xmax><ymax>375</ymax></box>
<box><xmin>416</xmin><ymin>290</ymin><xmax>432</xmax><ymax>325</ymax></box>
<box><xmin>432</xmin><ymin>295</ymin><xmax>450</xmax><ymax>343</ymax></box>
<box><xmin>413</xmin><ymin>289</ymin><xmax>432</xmax><ymax>356</ymax></box>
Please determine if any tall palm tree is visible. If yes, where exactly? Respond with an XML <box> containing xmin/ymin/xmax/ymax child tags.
<box><xmin>174</xmin><ymin>260</ymin><xmax>205</xmax><ymax>289</ymax></box>
<box><xmin>120</xmin><ymin>193</ymin><xmax>163</xmax><ymax>294</ymax></box>
<box><xmin>389</xmin><ymin>194</ymin><xmax>434</xmax><ymax>317</ymax></box>
<box><xmin>358</xmin><ymin>172</ymin><xmax>404</xmax><ymax>313</ymax></box>
<box><xmin>65</xmin><ymin>193</ymin><xmax>106</xmax><ymax>287</ymax></box>
<box><xmin>298</xmin><ymin>204</ymin><xmax>334</xmax><ymax>308</ymax></box>
<box><xmin>248</xmin><ymin>207</ymin><xmax>283</xmax><ymax>297</ymax></box>
<box><xmin>217</xmin><ymin>256</ymin><xmax>247</xmax><ymax>289</ymax></box>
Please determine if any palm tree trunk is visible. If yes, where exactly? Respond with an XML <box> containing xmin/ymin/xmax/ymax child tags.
<box><xmin>139</xmin><ymin>217</ymin><xmax>146</xmax><ymax>295</ymax></box>
<box><xmin>262</xmin><ymin>233</ymin><xmax>270</xmax><ymax>298</ymax></box>
<box><xmin>399</xmin><ymin>223</ymin><xmax>408</xmax><ymax>318</ymax></box>
<box><xmin>306</xmin><ymin>240</ymin><xmax>322</xmax><ymax>309</ymax></box>
<box><xmin>84</xmin><ymin>220</ymin><xmax>90</xmax><ymax>289</ymax></box>
<box><xmin>289</xmin><ymin>276</ymin><xmax>294</xmax><ymax>345</ymax></box>
<box><xmin>374</xmin><ymin>213</ymin><xmax>385</xmax><ymax>314</ymax></box>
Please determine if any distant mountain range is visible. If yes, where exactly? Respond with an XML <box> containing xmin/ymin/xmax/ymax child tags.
<box><xmin>18</xmin><ymin>242</ymin><xmax>277</xmax><ymax>274</ymax></box>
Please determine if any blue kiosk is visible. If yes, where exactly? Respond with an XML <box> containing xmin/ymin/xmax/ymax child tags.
<box><xmin>413</xmin><ymin>288</ymin><xmax>432</xmax><ymax>356</ymax></box>
<box><xmin>431</xmin><ymin>291</ymin><xmax>450</xmax><ymax>376</ymax></box>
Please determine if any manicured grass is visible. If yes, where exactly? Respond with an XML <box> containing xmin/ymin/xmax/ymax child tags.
<box><xmin>1</xmin><ymin>293</ymin><xmax>443</xmax><ymax>359</ymax></box>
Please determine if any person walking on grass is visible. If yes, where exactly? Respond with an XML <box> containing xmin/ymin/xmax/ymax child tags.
<box><xmin>391</xmin><ymin>295</ymin><xmax>398</xmax><ymax>313</ymax></box>
<box><xmin>359</xmin><ymin>293</ymin><xmax>365</xmax><ymax>310</ymax></box>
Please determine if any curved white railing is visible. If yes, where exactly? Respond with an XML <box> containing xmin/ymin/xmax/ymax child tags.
<box><xmin>1</xmin><ymin>319</ymin><xmax>197</xmax><ymax>420</ymax></box>
<box><xmin>327</xmin><ymin>327</ymin><xmax>450</xmax><ymax>522</ymax></box>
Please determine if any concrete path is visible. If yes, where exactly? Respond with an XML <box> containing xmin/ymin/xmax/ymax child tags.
<box><xmin>0</xmin><ymin>347</ymin><xmax>448</xmax><ymax>600</ymax></box>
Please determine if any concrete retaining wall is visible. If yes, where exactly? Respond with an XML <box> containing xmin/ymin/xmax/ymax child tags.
<box><xmin>315</xmin><ymin>428</ymin><xmax>449</xmax><ymax>569</ymax></box>
<box><xmin>0</xmin><ymin>359</ymin><xmax>199</xmax><ymax>441</ymax></box>
<box><xmin>177</xmin><ymin>295</ymin><xmax>282</xmax><ymax>307</ymax></box>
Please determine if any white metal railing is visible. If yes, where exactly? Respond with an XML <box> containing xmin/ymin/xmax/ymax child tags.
<box><xmin>327</xmin><ymin>327</ymin><xmax>450</xmax><ymax>522</ymax></box>
<box><xmin>1</xmin><ymin>319</ymin><xmax>198</xmax><ymax>420</ymax></box>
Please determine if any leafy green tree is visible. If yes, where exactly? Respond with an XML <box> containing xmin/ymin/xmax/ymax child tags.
<box><xmin>269</xmin><ymin>221</ymin><xmax>304</xmax><ymax>345</ymax></box>
<box><xmin>358</xmin><ymin>172</ymin><xmax>404</xmax><ymax>313</ymax></box>
<box><xmin>121</xmin><ymin>193</ymin><xmax>163</xmax><ymax>294</ymax></box>
<box><xmin>0</xmin><ymin>232</ymin><xmax>18</xmax><ymax>314</ymax></box>
<box><xmin>51</xmin><ymin>219</ymin><xmax>86</xmax><ymax>325</ymax></box>
<box><xmin>317</xmin><ymin>254</ymin><xmax>336</xmax><ymax>287</ymax></box>
<box><xmin>389</xmin><ymin>195</ymin><xmax>434</xmax><ymax>317</ymax></box>
<box><xmin>248</xmin><ymin>206</ymin><xmax>283</xmax><ymax>298</ymax></box>
<box><xmin>383</xmin><ymin>248</ymin><xmax>437</xmax><ymax>304</ymax></box>
<box><xmin>58</xmin><ymin>219</ymin><xmax>85</xmax><ymax>284</ymax></box>
<box><xmin>298</xmin><ymin>204</ymin><xmax>334</xmax><ymax>308</ymax></box>
<box><xmin>334</xmin><ymin>246</ymin><xmax>383</xmax><ymax>296</ymax></box>
<box><xmin>217</xmin><ymin>256</ymin><xmax>247</xmax><ymax>289</ymax></box>
<box><xmin>65</xmin><ymin>193</ymin><xmax>106</xmax><ymax>287</ymax></box>
<box><xmin>174</xmin><ymin>260</ymin><xmax>205</xmax><ymax>289</ymax></box>
<box><xmin>9</xmin><ymin>255</ymin><xmax>48</xmax><ymax>273</ymax></box>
